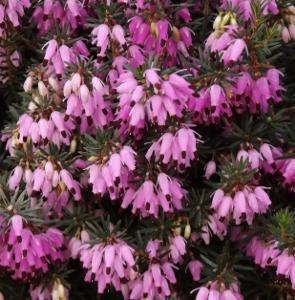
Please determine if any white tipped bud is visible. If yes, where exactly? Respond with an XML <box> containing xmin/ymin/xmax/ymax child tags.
<box><xmin>48</xmin><ymin>76</ymin><xmax>60</xmax><ymax>91</ymax></box>
<box><xmin>92</xmin><ymin>76</ymin><xmax>105</xmax><ymax>93</ymax></box>
<box><xmin>52</xmin><ymin>289</ymin><xmax>59</xmax><ymax>300</ymax></box>
<box><xmin>63</xmin><ymin>80</ymin><xmax>72</xmax><ymax>97</ymax></box>
<box><xmin>71</xmin><ymin>73</ymin><xmax>82</xmax><ymax>92</ymax></box>
<box><xmin>38</xmin><ymin>81</ymin><xmax>48</xmax><ymax>97</ymax></box>
<box><xmin>79</xmin><ymin>84</ymin><xmax>90</xmax><ymax>102</ymax></box>
<box><xmin>33</xmin><ymin>94</ymin><xmax>41</xmax><ymax>105</ymax></box>
<box><xmin>81</xmin><ymin>230</ymin><xmax>90</xmax><ymax>242</ymax></box>
<box><xmin>28</xmin><ymin>101</ymin><xmax>38</xmax><ymax>111</ymax></box>
<box><xmin>23</xmin><ymin>76</ymin><xmax>33</xmax><ymax>92</ymax></box>
<box><xmin>204</xmin><ymin>160</ymin><xmax>216</xmax><ymax>180</ymax></box>
<box><xmin>57</xmin><ymin>283</ymin><xmax>66</xmax><ymax>298</ymax></box>
<box><xmin>282</xmin><ymin>26</ymin><xmax>291</xmax><ymax>43</ymax></box>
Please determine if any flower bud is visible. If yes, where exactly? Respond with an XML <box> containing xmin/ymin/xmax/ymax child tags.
<box><xmin>213</xmin><ymin>14</ymin><xmax>222</xmax><ymax>30</ymax></box>
<box><xmin>63</xmin><ymin>80</ymin><xmax>72</xmax><ymax>97</ymax></box>
<box><xmin>11</xmin><ymin>215</ymin><xmax>23</xmax><ymax>241</ymax></box>
<box><xmin>79</xmin><ymin>84</ymin><xmax>90</xmax><ymax>102</ymax></box>
<box><xmin>71</xmin><ymin>73</ymin><xmax>81</xmax><ymax>92</ymax></box>
<box><xmin>28</xmin><ymin>101</ymin><xmax>38</xmax><ymax>111</ymax></box>
<box><xmin>38</xmin><ymin>81</ymin><xmax>48</xmax><ymax>97</ymax></box>
<box><xmin>23</xmin><ymin>76</ymin><xmax>33</xmax><ymax>92</ymax></box>
<box><xmin>70</xmin><ymin>138</ymin><xmax>77</xmax><ymax>153</ymax></box>
<box><xmin>221</xmin><ymin>12</ymin><xmax>231</xmax><ymax>27</ymax></box>
<box><xmin>184</xmin><ymin>223</ymin><xmax>191</xmax><ymax>239</ymax></box>
<box><xmin>204</xmin><ymin>160</ymin><xmax>216</xmax><ymax>180</ymax></box>
<box><xmin>48</xmin><ymin>76</ymin><xmax>60</xmax><ymax>91</ymax></box>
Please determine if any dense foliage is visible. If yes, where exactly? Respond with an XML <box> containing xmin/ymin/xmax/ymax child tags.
<box><xmin>0</xmin><ymin>0</ymin><xmax>295</xmax><ymax>299</ymax></box>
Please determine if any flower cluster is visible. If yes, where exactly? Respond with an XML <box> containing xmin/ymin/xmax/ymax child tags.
<box><xmin>128</xmin><ymin>10</ymin><xmax>193</xmax><ymax>65</ymax></box>
<box><xmin>80</xmin><ymin>238</ymin><xmax>136</xmax><ymax>295</ymax></box>
<box><xmin>0</xmin><ymin>0</ymin><xmax>31</xmax><ymax>36</ymax></box>
<box><xmin>30</xmin><ymin>279</ymin><xmax>69</xmax><ymax>300</ymax></box>
<box><xmin>195</xmin><ymin>281</ymin><xmax>243</xmax><ymax>300</ymax></box>
<box><xmin>211</xmin><ymin>186</ymin><xmax>271</xmax><ymax>225</ymax></box>
<box><xmin>32</xmin><ymin>0</ymin><xmax>87</xmax><ymax>35</ymax></box>
<box><xmin>122</xmin><ymin>172</ymin><xmax>186</xmax><ymax>217</ymax></box>
<box><xmin>146</xmin><ymin>127</ymin><xmax>200</xmax><ymax>170</ymax></box>
<box><xmin>63</xmin><ymin>69</ymin><xmax>112</xmax><ymax>130</ymax></box>
<box><xmin>280</xmin><ymin>6</ymin><xmax>295</xmax><ymax>43</ymax></box>
<box><xmin>246</xmin><ymin>237</ymin><xmax>295</xmax><ymax>288</ymax></box>
<box><xmin>0</xmin><ymin>215</ymin><xmax>65</xmax><ymax>280</ymax></box>
<box><xmin>114</xmin><ymin>66</ymin><xmax>194</xmax><ymax>138</ymax></box>
<box><xmin>128</xmin><ymin>240</ymin><xmax>177</xmax><ymax>300</ymax></box>
<box><xmin>87</xmin><ymin>144</ymin><xmax>136</xmax><ymax>199</ymax></box>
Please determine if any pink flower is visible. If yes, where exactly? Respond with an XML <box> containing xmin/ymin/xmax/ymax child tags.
<box><xmin>80</xmin><ymin>238</ymin><xmax>135</xmax><ymax>294</ymax></box>
<box><xmin>188</xmin><ymin>260</ymin><xmax>203</xmax><ymax>281</ymax></box>
<box><xmin>0</xmin><ymin>218</ymin><xmax>65</xmax><ymax>280</ymax></box>
<box><xmin>112</xmin><ymin>25</ymin><xmax>126</xmax><ymax>46</ymax></box>
<box><xmin>87</xmin><ymin>145</ymin><xmax>136</xmax><ymax>199</ymax></box>
<box><xmin>128</xmin><ymin>240</ymin><xmax>176</xmax><ymax>299</ymax></box>
<box><xmin>204</xmin><ymin>160</ymin><xmax>216</xmax><ymax>179</ymax></box>
<box><xmin>146</xmin><ymin>127</ymin><xmax>200</xmax><ymax>171</ymax></box>
<box><xmin>122</xmin><ymin>173</ymin><xmax>186</xmax><ymax>217</ymax></box>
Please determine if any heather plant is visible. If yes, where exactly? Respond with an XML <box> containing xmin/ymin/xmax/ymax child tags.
<box><xmin>0</xmin><ymin>0</ymin><xmax>294</xmax><ymax>299</ymax></box>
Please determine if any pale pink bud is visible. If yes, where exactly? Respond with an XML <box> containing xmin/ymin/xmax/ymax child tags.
<box><xmin>254</xmin><ymin>186</ymin><xmax>271</xmax><ymax>206</ymax></box>
<box><xmin>23</xmin><ymin>76</ymin><xmax>33</xmax><ymax>92</ymax></box>
<box><xmin>177</xmin><ymin>128</ymin><xmax>189</xmax><ymax>158</ymax></box>
<box><xmin>45</xmin><ymin>161</ymin><xmax>54</xmax><ymax>180</ymax></box>
<box><xmin>8</xmin><ymin>166</ymin><xmax>23</xmax><ymax>190</ymax></box>
<box><xmin>211</xmin><ymin>189</ymin><xmax>224</xmax><ymax>209</ymax></box>
<box><xmin>282</xmin><ymin>26</ymin><xmax>291</xmax><ymax>43</ymax></box>
<box><xmin>260</xmin><ymin>144</ymin><xmax>274</xmax><ymax>163</ymax></box>
<box><xmin>11</xmin><ymin>215</ymin><xmax>23</xmax><ymax>240</ymax></box>
<box><xmin>44</xmin><ymin>39</ymin><xmax>58</xmax><ymax>62</ymax></box>
<box><xmin>204</xmin><ymin>160</ymin><xmax>216</xmax><ymax>179</ymax></box>
<box><xmin>144</xmin><ymin>68</ymin><xmax>161</xmax><ymax>86</ymax></box>
<box><xmin>48</xmin><ymin>77</ymin><xmax>60</xmax><ymax>91</ymax></box>
<box><xmin>44</xmin><ymin>0</ymin><xmax>53</xmax><ymax>15</ymax></box>
<box><xmin>120</xmin><ymin>245</ymin><xmax>135</xmax><ymax>266</ymax></box>
<box><xmin>71</xmin><ymin>73</ymin><xmax>81</xmax><ymax>92</ymax></box>
<box><xmin>104</xmin><ymin>245</ymin><xmax>115</xmax><ymax>274</ymax></box>
<box><xmin>79</xmin><ymin>84</ymin><xmax>90</xmax><ymax>102</ymax></box>
<box><xmin>112</xmin><ymin>25</ymin><xmax>126</xmax><ymax>45</ymax></box>
<box><xmin>151</xmin><ymin>264</ymin><xmax>162</xmax><ymax>287</ymax></box>
<box><xmin>229</xmin><ymin>39</ymin><xmax>248</xmax><ymax>61</ymax></box>
<box><xmin>221</xmin><ymin>290</ymin><xmax>236</xmax><ymax>300</ymax></box>
<box><xmin>38</xmin><ymin>81</ymin><xmax>48</xmax><ymax>97</ymax></box>
<box><xmin>196</xmin><ymin>287</ymin><xmax>209</xmax><ymax>300</ymax></box>
<box><xmin>289</xmin><ymin>24</ymin><xmax>295</xmax><ymax>40</ymax></box>
<box><xmin>218</xmin><ymin>195</ymin><xmax>232</xmax><ymax>217</ymax></box>
<box><xmin>120</xmin><ymin>146</ymin><xmax>136</xmax><ymax>171</ymax></box>
<box><xmin>248</xmin><ymin>193</ymin><xmax>259</xmax><ymax>213</ymax></box>
<box><xmin>143</xmin><ymin>271</ymin><xmax>152</xmax><ymax>295</ymax></box>
<box><xmin>63</xmin><ymin>80</ymin><xmax>73</xmax><ymax>97</ymax></box>
<box><xmin>188</xmin><ymin>260</ymin><xmax>202</xmax><ymax>281</ymax></box>
<box><xmin>109</xmin><ymin>153</ymin><xmax>122</xmax><ymax>181</ymax></box>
